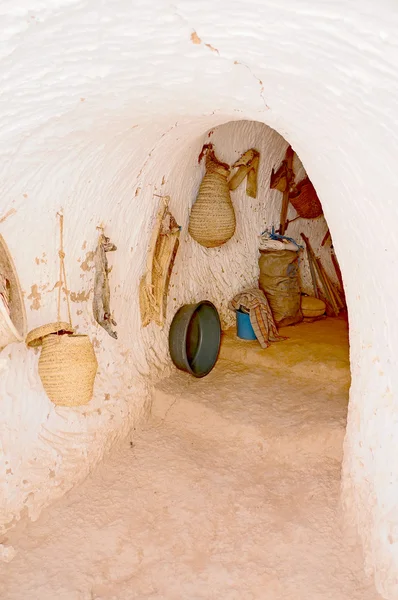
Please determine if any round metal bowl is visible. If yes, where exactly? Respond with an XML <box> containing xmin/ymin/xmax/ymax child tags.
<box><xmin>168</xmin><ymin>301</ymin><xmax>221</xmax><ymax>378</ymax></box>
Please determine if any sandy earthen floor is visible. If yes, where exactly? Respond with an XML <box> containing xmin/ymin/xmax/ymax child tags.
<box><xmin>1</xmin><ymin>318</ymin><xmax>381</xmax><ymax>599</ymax></box>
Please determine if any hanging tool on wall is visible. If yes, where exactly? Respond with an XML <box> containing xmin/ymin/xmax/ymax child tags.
<box><xmin>93</xmin><ymin>232</ymin><xmax>118</xmax><ymax>339</ymax></box>
<box><xmin>270</xmin><ymin>145</ymin><xmax>295</xmax><ymax>235</ymax></box>
<box><xmin>140</xmin><ymin>196</ymin><xmax>181</xmax><ymax>328</ymax></box>
<box><xmin>229</xmin><ymin>148</ymin><xmax>260</xmax><ymax>198</ymax></box>
<box><xmin>271</xmin><ymin>146</ymin><xmax>323</xmax><ymax>234</ymax></box>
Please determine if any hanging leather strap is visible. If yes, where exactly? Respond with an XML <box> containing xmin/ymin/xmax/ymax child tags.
<box><xmin>229</xmin><ymin>148</ymin><xmax>260</xmax><ymax>198</ymax></box>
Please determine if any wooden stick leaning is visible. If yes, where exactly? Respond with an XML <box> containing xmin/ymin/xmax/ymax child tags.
<box><xmin>301</xmin><ymin>233</ymin><xmax>339</xmax><ymax>316</ymax></box>
<box><xmin>316</xmin><ymin>257</ymin><xmax>344</xmax><ymax>309</ymax></box>
<box><xmin>331</xmin><ymin>251</ymin><xmax>346</xmax><ymax>307</ymax></box>
<box><xmin>306</xmin><ymin>248</ymin><xmax>319</xmax><ymax>299</ymax></box>
<box><xmin>321</xmin><ymin>228</ymin><xmax>331</xmax><ymax>247</ymax></box>
<box><xmin>315</xmin><ymin>257</ymin><xmax>339</xmax><ymax>315</ymax></box>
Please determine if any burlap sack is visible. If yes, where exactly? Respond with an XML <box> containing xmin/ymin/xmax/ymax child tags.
<box><xmin>259</xmin><ymin>250</ymin><xmax>303</xmax><ymax>327</ymax></box>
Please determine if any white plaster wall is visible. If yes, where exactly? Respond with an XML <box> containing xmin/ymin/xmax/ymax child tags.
<box><xmin>0</xmin><ymin>1</ymin><xmax>398</xmax><ymax>598</ymax></box>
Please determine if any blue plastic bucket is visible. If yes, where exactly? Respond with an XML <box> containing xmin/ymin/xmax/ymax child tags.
<box><xmin>236</xmin><ymin>309</ymin><xmax>257</xmax><ymax>341</ymax></box>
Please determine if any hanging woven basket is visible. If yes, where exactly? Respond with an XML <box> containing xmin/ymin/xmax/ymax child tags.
<box><xmin>289</xmin><ymin>178</ymin><xmax>323</xmax><ymax>219</ymax></box>
<box><xmin>38</xmin><ymin>333</ymin><xmax>98</xmax><ymax>407</ymax></box>
<box><xmin>26</xmin><ymin>214</ymin><xmax>98</xmax><ymax>406</ymax></box>
<box><xmin>188</xmin><ymin>144</ymin><xmax>236</xmax><ymax>248</ymax></box>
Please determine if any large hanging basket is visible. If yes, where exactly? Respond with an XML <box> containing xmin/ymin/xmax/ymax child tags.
<box><xmin>289</xmin><ymin>178</ymin><xmax>323</xmax><ymax>219</ymax></box>
<box><xmin>188</xmin><ymin>144</ymin><xmax>236</xmax><ymax>248</ymax></box>
<box><xmin>26</xmin><ymin>213</ymin><xmax>98</xmax><ymax>407</ymax></box>
<box><xmin>38</xmin><ymin>333</ymin><xmax>98</xmax><ymax>407</ymax></box>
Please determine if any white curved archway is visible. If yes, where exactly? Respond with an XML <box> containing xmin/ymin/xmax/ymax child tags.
<box><xmin>0</xmin><ymin>1</ymin><xmax>397</xmax><ymax>596</ymax></box>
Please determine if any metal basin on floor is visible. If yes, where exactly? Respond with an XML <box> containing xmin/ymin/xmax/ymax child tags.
<box><xmin>168</xmin><ymin>301</ymin><xmax>221</xmax><ymax>378</ymax></box>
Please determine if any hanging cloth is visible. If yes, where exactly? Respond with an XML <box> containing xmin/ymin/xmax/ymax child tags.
<box><xmin>229</xmin><ymin>288</ymin><xmax>287</xmax><ymax>349</ymax></box>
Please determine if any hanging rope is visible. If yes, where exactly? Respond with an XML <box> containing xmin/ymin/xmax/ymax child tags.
<box><xmin>56</xmin><ymin>212</ymin><xmax>72</xmax><ymax>326</ymax></box>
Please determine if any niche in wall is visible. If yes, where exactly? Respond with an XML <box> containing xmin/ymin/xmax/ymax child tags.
<box><xmin>0</xmin><ymin>234</ymin><xmax>27</xmax><ymax>349</ymax></box>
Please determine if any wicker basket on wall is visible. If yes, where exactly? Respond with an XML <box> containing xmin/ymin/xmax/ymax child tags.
<box><xmin>289</xmin><ymin>177</ymin><xmax>323</xmax><ymax>219</ymax></box>
<box><xmin>26</xmin><ymin>214</ymin><xmax>98</xmax><ymax>407</ymax></box>
<box><xmin>38</xmin><ymin>333</ymin><xmax>97</xmax><ymax>406</ymax></box>
<box><xmin>188</xmin><ymin>144</ymin><xmax>236</xmax><ymax>248</ymax></box>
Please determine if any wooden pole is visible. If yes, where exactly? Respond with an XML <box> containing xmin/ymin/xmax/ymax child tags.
<box><xmin>321</xmin><ymin>229</ymin><xmax>331</xmax><ymax>247</ymax></box>
<box><xmin>307</xmin><ymin>249</ymin><xmax>319</xmax><ymax>299</ymax></box>
<box><xmin>331</xmin><ymin>251</ymin><xmax>345</xmax><ymax>297</ymax></box>
<box><xmin>301</xmin><ymin>233</ymin><xmax>339</xmax><ymax>315</ymax></box>
<box><xmin>317</xmin><ymin>258</ymin><xmax>344</xmax><ymax>309</ymax></box>
<box><xmin>279</xmin><ymin>146</ymin><xmax>294</xmax><ymax>235</ymax></box>
<box><xmin>316</xmin><ymin>258</ymin><xmax>339</xmax><ymax>315</ymax></box>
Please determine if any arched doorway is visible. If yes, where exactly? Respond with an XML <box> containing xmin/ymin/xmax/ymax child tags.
<box><xmin>0</xmin><ymin>1</ymin><xmax>397</xmax><ymax>596</ymax></box>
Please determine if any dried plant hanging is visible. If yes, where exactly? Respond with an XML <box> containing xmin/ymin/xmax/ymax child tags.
<box><xmin>188</xmin><ymin>144</ymin><xmax>235</xmax><ymax>248</ymax></box>
<box><xmin>93</xmin><ymin>232</ymin><xmax>117</xmax><ymax>339</ymax></box>
<box><xmin>140</xmin><ymin>196</ymin><xmax>181</xmax><ymax>328</ymax></box>
<box><xmin>229</xmin><ymin>148</ymin><xmax>260</xmax><ymax>198</ymax></box>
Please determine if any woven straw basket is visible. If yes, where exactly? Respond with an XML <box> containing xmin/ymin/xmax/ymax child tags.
<box><xmin>189</xmin><ymin>145</ymin><xmax>236</xmax><ymax>248</ymax></box>
<box><xmin>289</xmin><ymin>178</ymin><xmax>323</xmax><ymax>219</ymax></box>
<box><xmin>26</xmin><ymin>214</ymin><xmax>98</xmax><ymax>407</ymax></box>
<box><xmin>26</xmin><ymin>321</ymin><xmax>74</xmax><ymax>348</ymax></box>
<box><xmin>301</xmin><ymin>296</ymin><xmax>326</xmax><ymax>318</ymax></box>
<box><xmin>38</xmin><ymin>333</ymin><xmax>98</xmax><ymax>407</ymax></box>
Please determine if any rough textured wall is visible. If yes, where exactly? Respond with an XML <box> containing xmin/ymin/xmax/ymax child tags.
<box><xmin>0</xmin><ymin>1</ymin><xmax>398</xmax><ymax>598</ymax></box>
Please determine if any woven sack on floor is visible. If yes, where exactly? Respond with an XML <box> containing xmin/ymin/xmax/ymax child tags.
<box><xmin>289</xmin><ymin>178</ymin><xmax>323</xmax><ymax>219</ymax></box>
<box><xmin>38</xmin><ymin>333</ymin><xmax>98</xmax><ymax>407</ymax></box>
<box><xmin>188</xmin><ymin>144</ymin><xmax>236</xmax><ymax>248</ymax></box>
<box><xmin>259</xmin><ymin>249</ymin><xmax>303</xmax><ymax>327</ymax></box>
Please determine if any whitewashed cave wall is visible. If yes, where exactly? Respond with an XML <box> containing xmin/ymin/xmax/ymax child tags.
<box><xmin>1</xmin><ymin>1</ymin><xmax>398</xmax><ymax>598</ymax></box>
<box><xmin>2</xmin><ymin>118</ymin><xmax>307</xmax><ymax>535</ymax></box>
